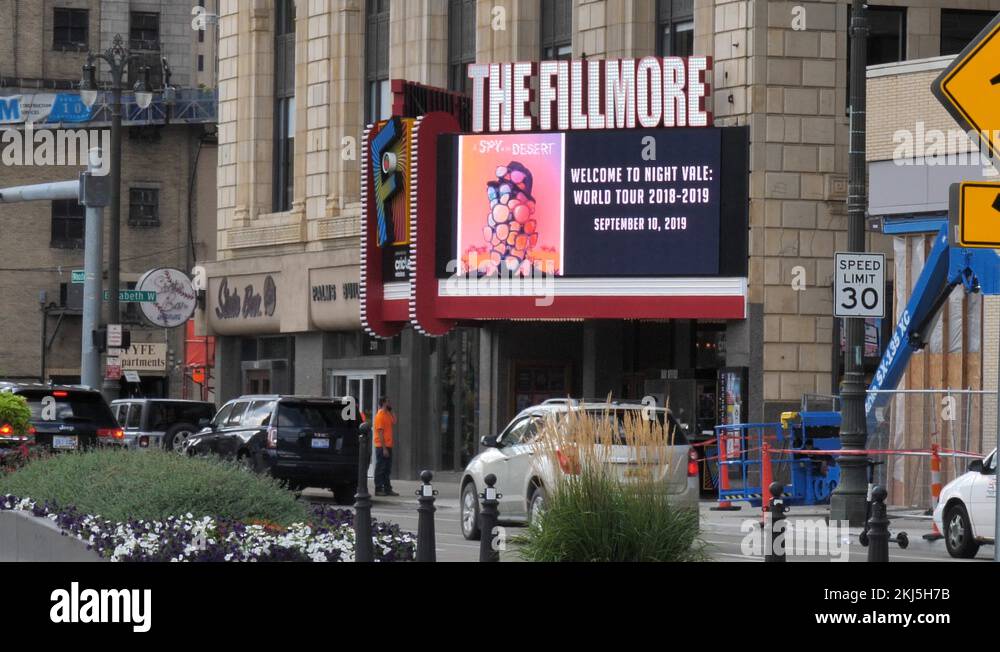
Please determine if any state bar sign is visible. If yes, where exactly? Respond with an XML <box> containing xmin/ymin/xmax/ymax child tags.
<box><xmin>835</xmin><ymin>252</ymin><xmax>885</xmax><ymax>319</ymax></box>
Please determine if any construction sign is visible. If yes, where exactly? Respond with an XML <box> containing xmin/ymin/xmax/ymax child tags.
<box><xmin>932</xmin><ymin>13</ymin><xmax>1000</xmax><ymax>163</ymax></box>
<box><xmin>950</xmin><ymin>181</ymin><xmax>1000</xmax><ymax>248</ymax></box>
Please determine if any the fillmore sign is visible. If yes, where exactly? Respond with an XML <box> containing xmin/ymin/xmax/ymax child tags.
<box><xmin>468</xmin><ymin>57</ymin><xmax>713</xmax><ymax>133</ymax></box>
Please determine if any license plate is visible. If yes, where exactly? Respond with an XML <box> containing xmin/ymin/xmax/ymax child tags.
<box><xmin>624</xmin><ymin>467</ymin><xmax>651</xmax><ymax>480</ymax></box>
<box><xmin>53</xmin><ymin>436</ymin><xmax>79</xmax><ymax>450</ymax></box>
<box><xmin>311</xmin><ymin>438</ymin><xmax>331</xmax><ymax>450</ymax></box>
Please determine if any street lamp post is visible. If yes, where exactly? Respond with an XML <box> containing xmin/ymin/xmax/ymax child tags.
<box><xmin>830</xmin><ymin>0</ymin><xmax>871</xmax><ymax>526</ymax></box>
<box><xmin>79</xmin><ymin>35</ymin><xmax>166</xmax><ymax>400</ymax></box>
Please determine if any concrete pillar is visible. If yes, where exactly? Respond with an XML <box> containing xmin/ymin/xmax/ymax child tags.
<box><xmin>294</xmin><ymin>332</ymin><xmax>326</xmax><ymax>396</ymax></box>
<box><xmin>214</xmin><ymin>336</ymin><xmax>243</xmax><ymax>404</ymax></box>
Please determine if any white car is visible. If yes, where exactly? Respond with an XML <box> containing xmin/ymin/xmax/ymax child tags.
<box><xmin>458</xmin><ymin>400</ymin><xmax>700</xmax><ymax>540</ymax></box>
<box><xmin>933</xmin><ymin>448</ymin><xmax>997</xmax><ymax>558</ymax></box>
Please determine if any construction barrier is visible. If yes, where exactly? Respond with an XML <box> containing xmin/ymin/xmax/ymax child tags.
<box><xmin>710</xmin><ymin>419</ymin><xmax>984</xmax><ymax>510</ymax></box>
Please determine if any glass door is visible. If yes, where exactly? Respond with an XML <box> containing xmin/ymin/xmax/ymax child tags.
<box><xmin>331</xmin><ymin>371</ymin><xmax>386</xmax><ymax>478</ymax></box>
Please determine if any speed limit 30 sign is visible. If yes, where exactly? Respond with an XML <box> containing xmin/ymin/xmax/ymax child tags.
<box><xmin>834</xmin><ymin>252</ymin><xmax>886</xmax><ymax>318</ymax></box>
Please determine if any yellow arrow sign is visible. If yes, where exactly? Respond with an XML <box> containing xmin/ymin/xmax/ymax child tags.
<box><xmin>933</xmin><ymin>14</ymin><xmax>1000</xmax><ymax>163</ymax></box>
<box><xmin>950</xmin><ymin>181</ymin><xmax>1000</xmax><ymax>248</ymax></box>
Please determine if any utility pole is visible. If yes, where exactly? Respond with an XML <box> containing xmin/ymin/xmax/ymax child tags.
<box><xmin>831</xmin><ymin>0</ymin><xmax>870</xmax><ymax>526</ymax></box>
<box><xmin>80</xmin><ymin>35</ymin><xmax>165</xmax><ymax>400</ymax></box>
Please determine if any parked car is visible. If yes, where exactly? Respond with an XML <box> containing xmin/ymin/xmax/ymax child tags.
<box><xmin>110</xmin><ymin>399</ymin><xmax>217</xmax><ymax>451</ymax></box>
<box><xmin>459</xmin><ymin>399</ymin><xmax>699</xmax><ymax>540</ymax></box>
<box><xmin>0</xmin><ymin>382</ymin><xmax>123</xmax><ymax>454</ymax></box>
<box><xmin>184</xmin><ymin>395</ymin><xmax>359</xmax><ymax>504</ymax></box>
<box><xmin>933</xmin><ymin>448</ymin><xmax>997</xmax><ymax>558</ymax></box>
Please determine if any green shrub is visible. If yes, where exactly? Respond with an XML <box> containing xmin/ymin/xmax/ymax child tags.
<box><xmin>515</xmin><ymin>469</ymin><xmax>706</xmax><ymax>562</ymax></box>
<box><xmin>515</xmin><ymin>408</ymin><xmax>706</xmax><ymax>562</ymax></box>
<box><xmin>0</xmin><ymin>393</ymin><xmax>31</xmax><ymax>435</ymax></box>
<box><xmin>0</xmin><ymin>449</ymin><xmax>310</xmax><ymax>525</ymax></box>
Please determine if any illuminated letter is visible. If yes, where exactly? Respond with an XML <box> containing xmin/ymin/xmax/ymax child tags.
<box><xmin>468</xmin><ymin>64</ymin><xmax>491</xmax><ymax>133</ymax></box>
<box><xmin>512</xmin><ymin>62</ymin><xmax>534</xmax><ymax>132</ymax></box>
<box><xmin>687</xmin><ymin>57</ymin><xmax>711</xmax><ymax>127</ymax></box>
<box><xmin>605</xmin><ymin>59</ymin><xmax>636</xmax><ymax>129</ymax></box>
<box><xmin>636</xmin><ymin>57</ymin><xmax>662</xmax><ymax>128</ymax></box>
<box><xmin>539</xmin><ymin>61</ymin><xmax>559</xmax><ymax>131</ymax></box>
<box><xmin>662</xmin><ymin>57</ymin><xmax>687</xmax><ymax>127</ymax></box>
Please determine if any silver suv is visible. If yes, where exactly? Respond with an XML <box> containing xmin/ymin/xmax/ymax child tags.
<box><xmin>111</xmin><ymin>399</ymin><xmax>217</xmax><ymax>451</ymax></box>
<box><xmin>459</xmin><ymin>399</ymin><xmax>699</xmax><ymax>540</ymax></box>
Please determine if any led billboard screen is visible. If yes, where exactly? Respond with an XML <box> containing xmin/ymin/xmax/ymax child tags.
<box><xmin>446</xmin><ymin>127</ymin><xmax>743</xmax><ymax>278</ymax></box>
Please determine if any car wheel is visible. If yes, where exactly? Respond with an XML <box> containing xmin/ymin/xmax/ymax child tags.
<box><xmin>165</xmin><ymin>424</ymin><xmax>197</xmax><ymax>453</ymax></box>
<box><xmin>944</xmin><ymin>503</ymin><xmax>980</xmax><ymax>559</ymax></box>
<box><xmin>333</xmin><ymin>484</ymin><xmax>356</xmax><ymax>506</ymax></box>
<box><xmin>238</xmin><ymin>449</ymin><xmax>264</xmax><ymax>474</ymax></box>
<box><xmin>528</xmin><ymin>485</ymin><xmax>547</xmax><ymax>526</ymax></box>
<box><xmin>461</xmin><ymin>482</ymin><xmax>481</xmax><ymax>541</ymax></box>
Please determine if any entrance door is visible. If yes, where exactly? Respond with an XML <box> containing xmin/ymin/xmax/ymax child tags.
<box><xmin>331</xmin><ymin>371</ymin><xmax>387</xmax><ymax>478</ymax></box>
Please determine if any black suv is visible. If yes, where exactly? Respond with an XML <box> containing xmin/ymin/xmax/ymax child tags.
<box><xmin>0</xmin><ymin>382</ymin><xmax>123</xmax><ymax>454</ymax></box>
<box><xmin>111</xmin><ymin>399</ymin><xmax>217</xmax><ymax>451</ymax></box>
<box><xmin>185</xmin><ymin>395</ymin><xmax>359</xmax><ymax>504</ymax></box>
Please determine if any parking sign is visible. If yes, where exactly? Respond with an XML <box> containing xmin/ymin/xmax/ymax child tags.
<box><xmin>834</xmin><ymin>253</ymin><xmax>885</xmax><ymax>319</ymax></box>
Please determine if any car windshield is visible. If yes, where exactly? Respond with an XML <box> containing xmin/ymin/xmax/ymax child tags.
<box><xmin>20</xmin><ymin>390</ymin><xmax>115</xmax><ymax>424</ymax></box>
<box><xmin>277</xmin><ymin>402</ymin><xmax>351</xmax><ymax>429</ymax></box>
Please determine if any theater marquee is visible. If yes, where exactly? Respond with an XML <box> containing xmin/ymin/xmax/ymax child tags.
<box><xmin>361</xmin><ymin>58</ymin><xmax>749</xmax><ymax>339</ymax></box>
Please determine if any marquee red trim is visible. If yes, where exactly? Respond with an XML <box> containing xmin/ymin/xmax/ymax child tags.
<box><xmin>410</xmin><ymin>112</ymin><xmax>462</xmax><ymax>337</ymax></box>
<box><xmin>434</xmin><ymin>295</ymin><xmax>746</xmax><ymax>321</ymax></box>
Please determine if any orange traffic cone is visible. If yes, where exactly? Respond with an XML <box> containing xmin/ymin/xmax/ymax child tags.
<box><xmin>923</xmin><ymin>444</ymin><xmax>944</xmax><ymax>541</ymax></box>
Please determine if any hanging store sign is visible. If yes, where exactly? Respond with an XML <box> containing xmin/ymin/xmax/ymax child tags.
<box><xmin>136</xmin><ymin>268</ymin><xmax>198</xmax><ymax>329</ymax></box>
<box><xmin>468</xmin><ymin>57</ymin><xmax>713</xmax><ymax>134</ymax></box>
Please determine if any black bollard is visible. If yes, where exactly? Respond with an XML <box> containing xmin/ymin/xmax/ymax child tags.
<box><xmin>866</xmin><ymin>485</ymin><xmax>890</xmax><ymax>563</ymax></box>
<box><xmin>478</xmin><ymin>474</ymin><xmax>502</xmax><ymax>563</ymax></box>
<box><xmin>765</xmin><ymin>482</ymin><xmax>787</xmax><ymax>563</ymax></box>
<box><xmin>354</xmin><ymin>422</ymin><xmax>374</xmax><ymax>563</ymax></box>
<box><xmin>416</xmin><ymin>470</ymin><xmax>437</xmax><ymax>563</ymax></box>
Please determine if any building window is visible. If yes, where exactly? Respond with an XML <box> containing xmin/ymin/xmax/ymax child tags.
<box><xmin>863</xmin><ymin>5</ymin><xmax>907</xmax><ymax>65</ymax></box>
<box><xmin>129</xmin><ymin>11</ymin><xmax>160</xmax><ymax>51</ymax></box>
<box><xmin>274</xmin><ymin>0</ymin><xmax>296</xmax><ymax>213</ymax></box>
<box><xmin>847</xmin><ymin>5</ymin><xmax>907</xmax><ymax>110</ymax></box>
<box><xmin>53</xmin><ymin>8</ymin><xmax>89</xmax><ymax>50</ymax></box>
<box><xmin>366</xmin><ymin>0</ymin><xmax>391</xmax><ymax>124</ymax></box>
<box><xmin>448</xmin><ymin>0</ymin><xmax>477</xmax><ymax>93</ymax></box>
<box><xmin>51</xmin><ymin>199</ymin><xmax>85</xmax><ymax>249</ymax></box>
<box><xmin>128</xmin><ymin>188</ymin><xmax>160</xmax><ymax>228</ymax></box>
<box><xmin>658</xmin><ymin>0</ymin><xmax>694</xmax><ymax>57</ymax></box>
<box><xmin>941</xmin><ymin>9</ymin><xmax>998</xmax><ymax>56</ymax></box>
<box><xmin>540</xmin><ymin>0</ymin><xmax>572</xmax><ymax>59</ymax></box>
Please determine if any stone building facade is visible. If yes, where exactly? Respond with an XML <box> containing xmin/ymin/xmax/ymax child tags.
<box><xmin>204</xmin><ymin>0</ymin><xmax>998</xmax><ymax>481</ymax></box>
<box><xmin>0</xmin><ymin>0</ymin><xmax>218</xmax><ymax>398</ymax></box>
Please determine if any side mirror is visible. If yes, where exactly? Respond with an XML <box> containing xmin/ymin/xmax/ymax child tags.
<box><xmin>198</xmin><ymin>418</ymin><xmax>211</xmax><ymax>428</ymax></box>
<box><xmin>968</xmin><ymin>459</ymin><xmax>984</xmax><ymax>474</ymax></box>
<box><xmin>481</xmin><ymin>435</ymin><xmax>499</xmax><ymax>448</ymax></box>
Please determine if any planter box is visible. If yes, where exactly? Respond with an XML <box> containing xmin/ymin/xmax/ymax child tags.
<box><xmin>0</xmin><ymin>511</ymin><xmax>104</xmax><ymax>562</ymax></box>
